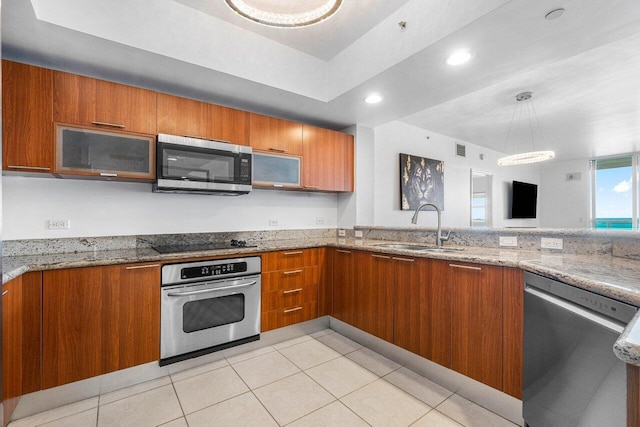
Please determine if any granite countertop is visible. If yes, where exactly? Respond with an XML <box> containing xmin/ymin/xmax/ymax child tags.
<box><xmin>3</xmin><ymin>237</ymin><xmax>640</xmax><ymax>366</ymax></box>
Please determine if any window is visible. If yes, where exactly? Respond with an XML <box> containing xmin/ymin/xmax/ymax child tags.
<box><xmin>591</xmin><ymin>155</ymin><xmax>637</xmax><ymax>229</ymax></box>
<box><xmin>470</xmin><ymin>170</ymin><xmax>492</xmax><ymax>227</ymax></box>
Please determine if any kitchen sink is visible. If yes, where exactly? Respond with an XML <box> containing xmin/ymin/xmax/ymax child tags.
<box><xmin>373</xmin><ymin>243</ymin><xmax>463</xmax><ymax>252</ymax></box>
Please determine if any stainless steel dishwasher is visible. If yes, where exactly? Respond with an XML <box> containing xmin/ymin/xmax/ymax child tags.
<box><xmin>523</xmin><ymin>272</ymin><xmax>637</xmax><ymax>427</ymax></box>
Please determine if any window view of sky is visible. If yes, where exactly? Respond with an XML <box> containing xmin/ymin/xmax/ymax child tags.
<box><xmin>595</xmin><ymin>163</ymin><xmax>632</xmax><ymax>223</ymax></box>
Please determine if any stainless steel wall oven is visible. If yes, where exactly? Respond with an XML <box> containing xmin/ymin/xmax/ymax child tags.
<box><xmin>160</xmin><ymin>257</ymin><xmax>261</xmax><ymax>365</ymax></box>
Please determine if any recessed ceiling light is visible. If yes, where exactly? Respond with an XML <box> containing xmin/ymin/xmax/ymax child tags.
<box><xmin>364</xmin><ymin>94</ymin><xmax>383</xmax><ymax>104</ymax></box>
<box><xmin>446</xmin><ymin>50</ymin><xmax>473</xmax><ymax>66</ymax></box>
<box><xmin>224</xmin><ymin>0</ymin><xmax>342</xmax><ymax>28</ymax></box>
<box><xmin>545</xmin><ymin>8</ymin><xmax>566</xmax><ymax>20</ymax></box>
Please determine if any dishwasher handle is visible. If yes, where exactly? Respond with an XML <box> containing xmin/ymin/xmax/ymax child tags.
<box><xmin>525</xmin><ymin>286</ymin><xmax>626</xmax><ymax>334</ymax></box>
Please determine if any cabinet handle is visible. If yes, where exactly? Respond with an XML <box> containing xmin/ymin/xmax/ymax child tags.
<box><xmin>283</xmin><ymin>269</ymin><xmax>303</xmax><ymax>275</ymax></box>
<box><xmin>304</xmin><ymin>186</ymin><xmax>319</xmax><ymax>189</ymax></box>
<box><xmin>2</xmin><ymin>290</ymin><xmax>8</xmax><ymax>296</ymax></box>
<box><xmin>99</xmin><ymin>173</ymin><xmax>118</xmax><ymax>177</ymax></box>
<box><xmin>92</xmin><ymin>121</ymin><xmax>125</xmax><ymax>129</ymax></box>
<box><xmin>283</xmin><ymin>251</ymin><xmax>303</xmax><ymax>256</ymax></box>
<box><xmin>7</xmin><ymin>165</ymin><xmax>51</xmax><ymax>171</ymax></box>
<box><xmin>283</xmin><ymin>288</ymin><xmax>303</xmax><ymax>294</ymax></box>
<box><xmin>268</xmin><ymin>147</ymin><xmax>287</xmax><ymax>153</ymax></box>
<box><xmin>449</xmin><ymin>263</ymin><xmax>482</xmax><ymax>271</ymax></box>
<box><xmin>372</xmin><ymin>254</ymin><xmax>391</xmax><ymax>259</ymax></box>
<box><xmin>273</xmin><ymin>184</ymin><xmax>284</xmax><ymax>188</ymax></box>
<box><xmin>284</xmin><ymin>306</ymin><xmax>303</xmax><ymax>313</ymax></box>
<box><xmin>336</xmin><ymin>249</ymin><xmax>352</xmax><ymax>254</ymax></box>
<box><xmin>125</xmin><ymin>264</ymin><xmax>160</xmax><ymax>270</ymax></box>
<box><xmin>393</xmin><ymin>257</ymin><xmax>415</xmax><ymax>262</ymax></box>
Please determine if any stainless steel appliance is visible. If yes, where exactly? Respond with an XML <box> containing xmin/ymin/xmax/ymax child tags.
<box><xmin>154</xmin><ymin>134</ymin><xmax>252</xmax><ymax>195</ymax></box>
<box><xmin>160</xmin><ymin>257</ymin><xmax>261</xmax><ymax>365</ymax></box>
<box><xmin>523</xmin><ymin>272</ymin><xmax>637</xmax><ymax>427</ymax></box>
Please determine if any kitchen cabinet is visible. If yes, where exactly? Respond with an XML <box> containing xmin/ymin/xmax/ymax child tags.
<box><xmin>450</xmin><ymin>262</ymin><xmax>503</xmax><ymax>391</ymax></box>
<box><xmin>42</xmin><ymin>263</ymin><xmax>160</xmax><ymax>389</ymax></box>
<box><xmin>209</xmin><ymin>104</ymin><xmax>249</xmax><ymax>146</ymax></box>
<box><xmin>157</xmin><ymin>93</ymin><xmax>209</xmax><ymax>139</ymax></box>
<box><xmin>354</xmin><ymin>252</ymin><xmax>395</xmax><ymax>342</ymax></box>
<box><xmin>302</xmin><ymin>125</ymin><xmax>354</xmax><ymax>192</ymax></box>
<box><xmin>317</xmin><ymin>248</ymin><xmax>333</xmax><ymax>316</ymax></box>
<box><xmin>53</xmin><ymin>71</ymin><xmax>157</xmax><ymax>135</ymax></box>
<box><xmin>502</xmin><ymin>267</ymin><xmax>523</xmax><ymax>399</ymax></box>
<box><xmin>394</xmin><ymin>258</ymin><xmax>450</xmax><ymax>367</ymax></box>
<box><xmin>261</xmin><ymin>249</ymin><xmax>319</xmax><ymax>332</ymax></box>
<box><xmin>332</xmin><ymin>248</ymin><xmax>355</xmax><ymax>325</ymax></box>
<box><xmin>249</xmin><ymin>113</ymin><xmax>303</xmax><ymax>156</ymax></box>
<box><xmin>1</xmin><ymin>271</ymin><xmax>42</xmax><ymax>425</ymax></box>
<box><xmin>3</xmin><ymin>276</ymin><xmax>23</xmax><ymax>424</ymax></box>
<box><xmin>2</xmin><ymin>60</ymin><xmax>53</xmax><ymax>173</ymax></box>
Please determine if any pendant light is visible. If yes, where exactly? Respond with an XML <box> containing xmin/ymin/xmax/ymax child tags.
<box><xmin>224</xmin><ymin>0</ymin><xmax>343</xmax><ymax>28</ymax></box>
<box><xmin>497</xmin><ymin>92</ymin><xmax>555</xmax><ymax>166</ymax></box>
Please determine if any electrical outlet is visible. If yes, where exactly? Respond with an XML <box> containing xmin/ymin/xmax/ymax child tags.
<box><xmin>48</xmin><ymin>219</ymin><xmax>70</xmax><ymax>230</ymax></box>
<box><xmin>269</xmin><ymin>219</ymin><xmax>279</xmax><ymax>227</ymax></box>
<box><xmin>316</xmin><ymin>218</ymin><xmax>324</xmax><ymax>225</ymax></box>
<box><xmin>499</xmin><ymin>236</ymin><xmax>518</xmax><ymax>247</ymax></box>
<box><xmin>541</xmin><ymin>237</ymin><xmax>563</xmax><ymax>250</ymax></box>
<box><xmin>338</xmin><ymin>229</ymin><xmax>346</xmax><ymax>237</ymax></box>
<box><xmin>354</xmin><ymin>230</ymin><xmax>363</xmax><ymax>238</ymax></box>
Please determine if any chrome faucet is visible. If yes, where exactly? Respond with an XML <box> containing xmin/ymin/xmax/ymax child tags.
<box><xmin>411</xmin><ymin>203</ymin><xmax>451</xmax><ymax>247</ymax></box>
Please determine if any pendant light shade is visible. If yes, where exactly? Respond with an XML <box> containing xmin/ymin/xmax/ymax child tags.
<box><xmin>224</xmin><ymin>0</ymin><xmax>343</xmax><ymax>28</ymax></box>
<box><xmin>497</xmin><ymin>92</ymin><xmax>555</xmax><ymax>166</ymax></box>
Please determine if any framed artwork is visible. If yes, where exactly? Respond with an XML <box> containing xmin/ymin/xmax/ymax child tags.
<box><xmin>400</xmin><ymin>153</ymin><xmax>444</xmax><ymax>210</ymax></box>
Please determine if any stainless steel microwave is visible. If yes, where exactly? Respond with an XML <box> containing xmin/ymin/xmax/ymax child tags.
<box><xmin>153</xmin><ymin>134</ymin><xmax>252</xmax><ymax>195</ymax></box>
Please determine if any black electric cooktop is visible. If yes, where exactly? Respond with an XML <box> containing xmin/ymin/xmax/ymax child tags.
<box><xmin>152</xmin><ymin>240</ymin><xmax>257</xmax><ymax>254</ymax></box>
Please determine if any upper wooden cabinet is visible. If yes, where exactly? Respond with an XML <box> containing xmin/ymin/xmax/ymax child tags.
<box><xmin>209</xmin><ymin>104</ymin><xmax>249</xmax><ymax>146</ymax></box>
<box><xmin>157</xmin><ymin>94</ymin><xmax>249</xmax><ymax>145</ymax></box>
<box><xmin>249</xmin><ymin>113</ymin><xmax>302</xmax><ymax>156</ymax></box>
<box><xmin>42</xmin><ymin>263</ymin><xmax>160</xmax><ymax>389</ymax></box>
<box><xmin>53</xmin><ymin>71</ymin><xmax>157</xmax><ymax>135</ymax></box>
<box><xmin>2</xmin><ymin>60</ymin><xmax>53</xmax><ymax>173</ymax></box>
<box><xmin>157</xmin><ymin>93</ymin><xmax>209</xmax><ymax>139</ymax></box>
<box><xmin>302</xmin><ymin>125</ymin><xmax>354</xmax><ymax>192</ymax></box>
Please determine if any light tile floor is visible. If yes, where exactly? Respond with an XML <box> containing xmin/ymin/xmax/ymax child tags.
<box><xmin>9</xmin><ymin>330</ymin><xmax>518</xmax><ymax>427</ymax></box>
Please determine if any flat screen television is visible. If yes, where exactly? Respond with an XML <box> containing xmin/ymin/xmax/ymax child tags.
<box><xmin>511</xmin><ymin>181</ymin><xmax>538</xmax><ymax>219</ymax></box>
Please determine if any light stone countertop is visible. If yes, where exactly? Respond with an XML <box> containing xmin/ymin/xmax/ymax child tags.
<box><xmin>3</xmin><ymin>237</ymin><xmax>640</xmax><ymax>366</ymax></box>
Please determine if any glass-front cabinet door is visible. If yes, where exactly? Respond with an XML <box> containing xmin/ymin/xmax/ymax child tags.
<box><xmin>55</xmin><ymin>124</ymin><xmax>154</xmax><ymax>180</ymax></box>
<box><xmin>252</xmin><ymin>152</ymin><xmax>301</xmax><ymax>188</ymax></box>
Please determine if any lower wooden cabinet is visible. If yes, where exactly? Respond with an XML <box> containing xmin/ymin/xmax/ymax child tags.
<box><xmin>3</xmin><ymin>276</ymin><xmax>23</xmax><ymax>424</ymax></box>
<box><xmin>2</xmin><ymin>271</ymin><xmax>42</xmax><ymax>425</ymax></box>
<box><xmin>260</xmin><ymin>249</ymin><xmax>320</xmax><ymax>332</ymax></box>
<box><xmin>331</xmin><ymin>249</ymin><xmax>523</xmax><ymax>397</ymax></box>
<box><xmin>42</xmin><ymin>263</ymin><xmax>160</xmax><ymax>389</ymax></box>
<box><xmin>450</xmin><ymin>262</ymin><xmax>504</xmax><ymax>391</ymax></box>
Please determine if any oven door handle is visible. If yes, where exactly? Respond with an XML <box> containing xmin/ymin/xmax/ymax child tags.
<box><xmin>167</xmin><ymin>280</ymin><xmax>258</xmax><ymax>297</ymax></box>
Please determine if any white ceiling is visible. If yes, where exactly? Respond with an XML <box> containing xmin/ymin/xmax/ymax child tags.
<box><xmin>3</xmin><ymin>0</ymin><xmax>640</xmax><ymax>162</ymax></box>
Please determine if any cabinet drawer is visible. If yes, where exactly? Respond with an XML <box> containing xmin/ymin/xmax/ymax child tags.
<box><xmin>261</xmin><ymin>301</ymin><xmax>318</xmax><ymax>332</ymax></box>
<box><xmin>262</xmin><ymin>282</ymin><xmax>318</xmax><ymax>312</ymax></box>
<box><xmin>262</xmin><ymin>266</ymin><xmax>318</xmax><ymax>292</ymax></box>
<box><xmin>262</xmin><ymin>249</ymin><xmax>319</xmax><ymax>272</ymax></box>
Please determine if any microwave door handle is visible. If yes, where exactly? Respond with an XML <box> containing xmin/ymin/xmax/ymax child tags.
<box><xmin>167</xmin><ymin>280</ymin><xmax>257</xmax><ymax>297</ymax></box>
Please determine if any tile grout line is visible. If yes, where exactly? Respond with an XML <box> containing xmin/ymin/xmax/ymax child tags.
<box><xmin>227</xmin><ymin>361</ymin><xmax>280</xmax><ymax>426</ymax></box>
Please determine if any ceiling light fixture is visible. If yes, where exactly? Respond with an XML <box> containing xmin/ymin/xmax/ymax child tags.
<box><xmin>497</xmin><ymin>91</ymin><xmax>556</xmax><ymax>166</ymax></box>
<box><xmin>364</xmin><ymin>94</ymin><xmax>383</xmax><ymax>104</ymax></box>
<box><xmin>224</xmin><ymin>0</ymin><xmax>343</xmax><ymax>28</ymax></box>
<box><xmin>446</xmin><ymin>50</ymin><xmax>473</xmax><ymax>66</ymax></box>
<box><xmin>545</xmin><ymin>8</ymin><xmax>566</xmax><ymax>20</ymax></box>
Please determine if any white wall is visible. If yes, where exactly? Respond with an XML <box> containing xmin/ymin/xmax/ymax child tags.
<box><xmin>539</xmin><ymin>159</ymin><xmax>591</xmax><ymax>228</ymax></box>
<box><xmin>370</xmin><ymin>121</ymin><xmax>541</xmax><ymax>228</ymax></box>
<box><xmin>3</xmin><ymin>176</ymin><xmax>338</xmax><ymax>240</ymax></box>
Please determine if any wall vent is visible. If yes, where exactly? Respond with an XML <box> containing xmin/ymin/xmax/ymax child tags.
<box><xmin>456</xmin><ymin>143</ymin><xmax>466</xmax><ymax>157</ymax></box>
<box><xmin>566</xmin><ymin>172</ymin><xmax>582</xmax><ymax>182</ymax></box>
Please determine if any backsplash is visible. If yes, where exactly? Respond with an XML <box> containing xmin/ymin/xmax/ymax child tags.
<box><xmin>4</xmin><ymin>229</ymin><xmax>337</xmax><ymax>257</ymax></box>
<box><xmin>353</xmin><ymin>226</ymin><xmax>640</xmax><ymax>259</ymax></box>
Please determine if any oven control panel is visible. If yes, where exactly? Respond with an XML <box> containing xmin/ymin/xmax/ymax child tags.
<box><xmin>161</xmin><ymin>256</ymin><xmax>261</xmax><ymax>286</ymax></box>
<box><xmin>181</xmin><ymin>262</ymin><xmax>248</xmax><ymax>280</ymax></box>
